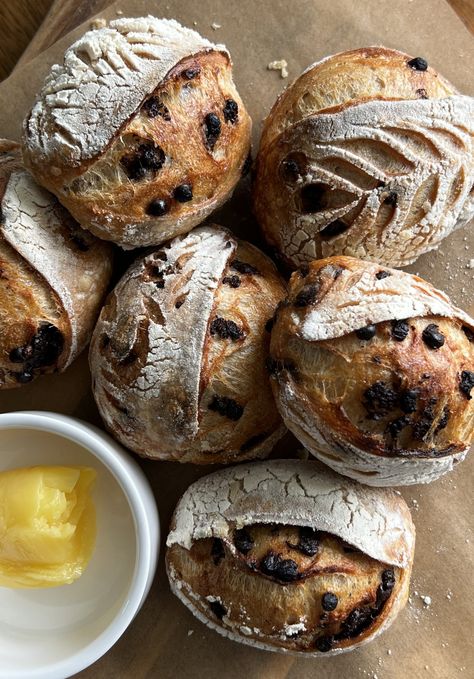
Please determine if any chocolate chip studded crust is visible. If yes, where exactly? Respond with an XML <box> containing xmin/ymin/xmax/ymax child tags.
<box><xmin>89</xmin><ymin>224</ymin><xmax>286</xmax><ymax>463</ymax></box>
<box><xmin>253</xmin><ymin>46</ymin><xmax>474</xmax><ymax>269</ymax></box>
<box><xmin>0</xmin><ymin>140</ymin><xmax>113</xmax><ymax>389</ymax></box>
<box><xmin>166</xmin><ymin>460</ymin><xmax>415</xmax><ymax>655</ymax></box>
<box><xmin>21</xmin><ymin>17</ymin><xmax>251</xmax><ymax>249</ymax></box>
<box><xmin>269</xmin><ymin>256</ymin><xmax>474</xmax><ymax>486</ymax></box>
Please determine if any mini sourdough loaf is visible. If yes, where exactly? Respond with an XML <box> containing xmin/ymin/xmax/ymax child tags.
<box><xmin>89</xmin><ymin>225</ymin><xmax>286</xmax><ymax>463</ymax></box>
<box><xmin>22</xmin><ymin>16</ymin><xmax>251</xmax><ymax>249</ymax></box>
<box><xmin>0</xmin><ymin>140</ymin><xmax>112</xmax><ymax>389</ymax></box>
<box><xmin>269</xmin><ymin>256</ymin><xmax>474</xmax><ymax>486</ymax></box>
<box><xmin>166</xmin><ymin>460</ymin><xmax>415</xmax><ymax>655</ymax></box>
<box><xmin>253</xmin><ymin>47</ymin><xmax>474</xmax><ymax>269</ymax></box>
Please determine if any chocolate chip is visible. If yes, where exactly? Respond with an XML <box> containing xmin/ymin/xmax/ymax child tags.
<box><xmin>119</xmin><ymin>350</ymin><xmax>138</xmax><ymax>366</ymax></box>
<box><xmin>9</xmin><ymin>347</ymin><xmax>27</xmax><ymax>363</ymax></box>
<box><xmin>400</xmin><ymin>389</ymin><xmax>419</xmax><ymax>414</ymax></box>
<box><xmin>260</xmin><ymin>552</ymin><xmax>299</xmax><ymax>582</ymax></box>
<box><xmin>422</xmin><ymin>323</ymin><xmax>445</xmax><ymax>350</ymax></box>
<box><xmin>146</xmin><ymin>199</ymin><xmax>168</xmax><ymax>216</ymax></box>
<box><xmin>15</xmin><ymin>371</ymin><xmax>34</xmax><ymax>384</ymax></box>
<box><xmin>175</xmin><ymin>299</ymin><xmax>185</xmax><ymax>309</ymax></box>
<box><xmin>282</xmin><ymin>158</ymin><xmax>300</xmax><ymax>181</ymax></box>
<box><xmin>412</xmin><ymin>398</ymin><xmax>437</xmax><ymax>440</ymax></box>
<box><xmin>381</xmin><ymin>569</ymin><xmax>395</xmax><ymax>590</ymax></box>
<box><xmin>29</xmin><ymin>323</ymin><xmax>64</xmax><ymax>368</ymax></box>
<box><xmin>294</xmin><ymin>283</ymin><xmax>319</xmax><ymax>307</ymax></box>
<box><xmin>383</xmin><ymin>192</ymin><xmax>398</xmax><ymax>206</ymax></box>
<box><xmin>387</xmin><ymin>415</ymin><xmax>411</xmax><ymax>438</ymax></box>
<box><xmin>435</xmin><ymin>406</ymin><xmax>450</xmax><ymax>432</ymax></box>
<box><xmin>363</xmin><ymin>381</ymin><xmax>398</xmax><ymax>416</ymax></box>
<box><xmin>315</xmin><ymin>636</ymin><xmax>334</xmax><ymax>652</ymax></box>
<box><xmin>462</xmin><ymin>326</ymin><xmax>474</xmax><ymax>343</ymax></box>
<box><xmin>321</xmin><ymin>592</ymin><xmax>338</xmax><ymax>612</ymax></box>
<box><xmin>210</xmin><ymin>317</ymin><xmax>244</xmax><ymax>341</ymax></box>
<box><xmin>234</xmin><ymin>528</ymin><xmax>254</xmax><ymax>554</ymax></box>
<box><xmin>143</xmin><ymin>97</ymin><xmax>171</xmax><ymax>120</ymax></box>
<box><xmin>100</xmin><ymin>334</ymin><xmax>110</xmax><ymax>350</ymax></box>
<box><xmin>121</xmin><ymin>142</ymin><xmax>165</xmax><ymax>180</ymax></box>
<box><xmin>375</xmin><ymin>270</ymin><xmax>391</xmax><ymax>280</ymax></box>
<box><xmin>339</xmin><ymin>607</ymin><xmax>372</xmax><ymax>639</ymax></box>
<box><xmin>391</xmin><ymin>319</ymin><xmax>410</xmax><ymax>342</ymax></box>
<box><xmin>356</xmin><ymin>324</ymin><xmax>376</xmax><ymax>341</ymax></box>
<box><xmin>223</xmin><ymin>99</ymin><xmax>239</xmax><ymax>123</ymax></box>
<box><xmin>211</xmin><ymin>538</ymin><xmax>225</xmax><ymax>566</ymax></box>
<box><xmin>241</xmin><ymin>152</ymin><xmax>252</xmax><ymax>177</ymax></box>
<box><xmin>222</xmin><ymin>275</ymin><xmax>241</xmax><ymax>288</ymax></box>
<box><xmin>155</xmin><ymin>279</ymin><xmax>165</xmax><ymax>288</ymax></box>
<box><xmin>265</xmin><ymin>317</ymin><xmax>274</xmax><ymax>332</ymax></box>
<box><xmin>208</xmin><ymin>395</ymin><xmax>244</xmax><ymax>421</ymax></box>
<box><xmin>460</xmin><ymin>370</ymin><xmax>474</xmax><ymax>399</ymax></box>
<box><xmin>296</xmin><ymin>527</ymin><xmax>320</xmax><ymax>556</ymax></box>
<box><xmin>173</xmin><ymin>184</ymin><xmax>193</xmax><ymax>202</ymax></box>
<box><xmin>204</xmin><ymin>112</ymin><xmax>221</xmax><ymax>150</ymax></box>
<box><xmin>209</xmin><ymin>600</ymin><xmax>226</xmax><ymax>620</ymax></box>
<box><xmin>183</xmin><ymin>66</ymin><xmax>200</xmax><ymax>79</ymax></box>
<box><xmin>416</xmin><ymin>88</ymin><xmax>429</xmax><ymax>99</ymax></box>
<box><xmin>230</xmin><ymin>260</ymin><xmax>260</xmax><ymax>275</ymax></box>
<box><xmin>407</xmin><ymin>56</ymin><xmax>428</xmax><ymax>71</ymax></box>
<box><xmin>320</xmin><ymin>220</ymin><xmax>349</xmax><ymax>239</ymax></box>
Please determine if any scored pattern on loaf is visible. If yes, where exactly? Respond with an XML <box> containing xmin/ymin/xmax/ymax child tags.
<box><xmin>260</xmin><ymin>96</ymin><xmax>474</xmax><ymax>267</ymax></box>
<box><xmin>23</xmin><ymin>17</ymin><xmax>227</xmax><ymax>164</ymax></box>
<box><xmin>167</xmin><ymin>459</ymin><xmax>415</xmax><ymax>568</ymax></box>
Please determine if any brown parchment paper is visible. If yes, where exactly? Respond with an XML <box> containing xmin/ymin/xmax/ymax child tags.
<box><xmin>0</xmin><ymin>1</ymin><xmax>473</xmax><ymax>677</ymax></box>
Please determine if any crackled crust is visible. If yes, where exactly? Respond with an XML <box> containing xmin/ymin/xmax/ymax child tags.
<box><xmin>89</xmin><ymin>225</ymin><xmax>286</xmax><ymax>463</ymax></box>
<box><xmin>269</xmin><ymin>257</ymin><xmax>474</xmax><ymax>486</ymax></box>
<box><xmin>22</xmin><ymin>16</ymin><xmax>251</xmax><ymax>248</ymax></box>
<box><xmin>253</xmin><ymin>47</ymin><xmax>474</xmax><ymax>268</ymax></box>
<box><xmin>0</xmin><ymin>140</ymin><xmax>112</xmax><ymax>389</ymax></box>
<box><xmin>166</xmin><ymin>460</ymin><xmax>415</xmax><ymax>654</ymax></box>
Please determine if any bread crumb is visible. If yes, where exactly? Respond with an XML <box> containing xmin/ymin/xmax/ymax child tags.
<box><xmin>116</xmin><ymin>9</ymin><xmax>123</xmax><ymax>14</ymax></box>
<box><xmin>90</xmin><ymin>17</ymin><xmax>107</xmax><ymax>29</ymax></box>
<box><xmin>268</xmin><ymin>59</ymin><xmax>289</xmax><ymax>78</ymax></box>
<box><xmin>467</xmin><ymin>259</ymin><xmax>474</xmax><ymax>269</ymax></box>
<box><xmin>211</xmin><ymin>22</ymin><xmax>222</xmax><ymax>30</ymax></box>
<box><xmin>187</xmin><ymin>629</ymin><xmax>194</xmax><ymax>636</ymax></box>
<box><xmin>421</xmin><ymin>595</ymin><xmax>432</xmax><ymax>606</ymax></box>
<box><xmin>387</xmin><ymin>649</ymin><xmax>392</xmax><ymax>655</ymax></box>
<box><xmin>446</xmin><ymin>590</ymin><xmax>452</xmax><ymax>600</ymax></box>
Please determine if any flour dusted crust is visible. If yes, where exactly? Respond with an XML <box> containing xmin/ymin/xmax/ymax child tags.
<box><xmin>253</xmin><ymin>46</ymin><xmax>474</xmax><ymax>268</ymax></box>
<box><xmin>22</xmin><ymin>16</ymin><xmax>252</xmax><ymax>248</ymax></box>
<box><xmin>0</xmin><ymin>140</ymin><xmax>113</xmax><ymax>389</ymax></box>
<box><xmin>89</xmin><ymin>225</ymin><xmax>286</xmax><ymax>463</ymax></box>
<box><xmin>166</xmin><ymin>460</ymin><xmax>415</xmax><ymax>655</ymax></box>
<box><xmin>269</xmin><ymin>256</ymin><xmax>474</xmax><ymax>486</ymax></box>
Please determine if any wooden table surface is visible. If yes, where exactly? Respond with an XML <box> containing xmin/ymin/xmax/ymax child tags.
<box><xmin>0</xmin><ymin>0</ymin><xmax>473</xmax><ymax>80</ymax></box>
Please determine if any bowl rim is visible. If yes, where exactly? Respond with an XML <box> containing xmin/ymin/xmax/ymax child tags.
<box><xmin>0</xmin><ymin>410</ymin><xmax>160</xmax><ymax>679</ymax></box>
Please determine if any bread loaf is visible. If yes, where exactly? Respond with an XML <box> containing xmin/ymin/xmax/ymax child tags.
<box><xmin>166</xmin><ymin>460</ymin><xmax>415</xmax><ymax>655</ymax></box>
<box><xmin>253</xmin><ymin>47</ymin><xmax>474</xmax><ymax>268</ymax></box>
<box><xmin>269</xmin><ymin>256</ymin><xmax>474</xmax><ymax>485</ymax></box>
<box><xmin>89</xmin><ymin>225</ymin><xmax>286</xmax><ymax>463</ymax></box>
<box><xmin>0</xmin><ymin>140</ymin><xmax>113</xmax><ymax>389</ymax></box>
<box><xmin>22</xmin><ymin>16</ymin><xmax>251</xmax><ymax>249</ymax></box>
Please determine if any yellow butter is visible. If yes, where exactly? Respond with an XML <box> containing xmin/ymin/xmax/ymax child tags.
<box><xmin>0</xmin><ymin>465</ymin><xmax>97</xmax><ymax>588</ymax></box>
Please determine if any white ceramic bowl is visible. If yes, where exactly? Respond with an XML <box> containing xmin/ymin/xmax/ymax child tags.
<box><xmin>0</xmin><ymin>411</ymin><xmax>159</xmax><ymax>679</ymax></box>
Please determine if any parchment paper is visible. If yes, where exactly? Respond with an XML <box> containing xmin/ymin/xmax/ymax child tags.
<box><xmin>0</xmin><ymin>1</ymin><xmax>472</xmax><ymax>677</ymax></box>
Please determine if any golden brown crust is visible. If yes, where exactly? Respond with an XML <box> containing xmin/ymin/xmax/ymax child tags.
<box><xmin>23</xmin><ymin>19</ymin><xmax>252</xmax><ymax>249</ymax></box>
<box><xmin>253</xmin><ymin>47</ymin><xmax>474</xmax><ymax>269</ymax></box>
<box><xmin>260</xmin><ymin>47</ymin><xmax>457</xmax><ymax>151</ymax></box>
<box><xmin>0</xmin><ymin>140</ymin><xmax>113</xmax><ymax>389</ymax></box>
<box><xmin>269</xmin><ymin>256</ymin><xmax>474</xmax><ymax>485</ymax></box>
<box><xmin>89</xmin><ymin>225</ymin><xmax>286</xmax><ymax>463</ymax></box>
